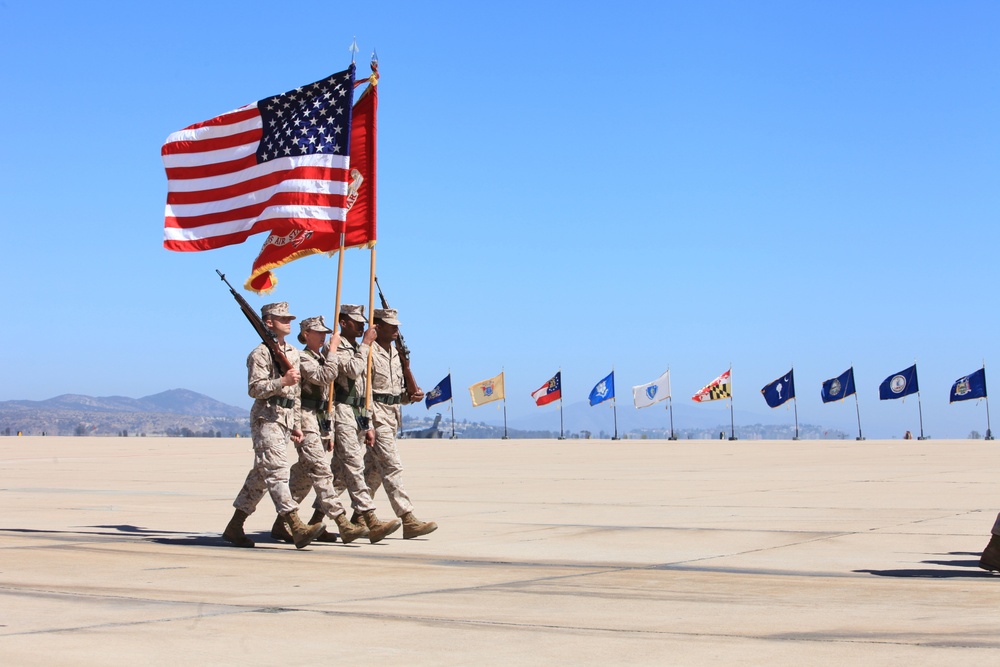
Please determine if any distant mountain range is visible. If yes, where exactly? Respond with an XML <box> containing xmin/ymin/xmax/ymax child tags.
<box><xmin>0</xmin><ymin>389</ymin><xmax>249</xmax><ymax>437</ymax></box>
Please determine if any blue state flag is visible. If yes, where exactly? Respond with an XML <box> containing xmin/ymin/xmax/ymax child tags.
<box><xmin>950</xmin><ymin>367</ymin><xmax>987</xmax><ymax>403</ymax></box>
<box><xmin>879</xmin><ymin>364</ymin><xmax>919</xmax><ymax>400</ymax></box>
<box><xmin>589</xmin><ymin>371</ymin><xmax>615</xmax><ymax>406</ymax></box>
<box><xmin>761</xmin><ymin>369</ymin><xmax>795</xmax><ymax>408</ymax></box>
<box><xmin>821</xmin><ymin>367</ymin><xmax>856</xmax><ymax>403</ymax></box>
<box><xmin>425</xmin><ymin>374</ymin><xmax>452</xmax><ymax>409</ymax></box>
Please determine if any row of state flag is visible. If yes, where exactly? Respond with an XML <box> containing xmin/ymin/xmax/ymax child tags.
<box><xmin>419</xmin><ymin>365</ymin><xmax>988</xmax><ymax>410</ymax></box>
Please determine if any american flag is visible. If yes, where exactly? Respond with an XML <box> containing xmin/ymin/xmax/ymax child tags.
<box><xmin>162</xmin><ymin>65</ymin><xmax>355</xmax><ymax>251</ymax></box>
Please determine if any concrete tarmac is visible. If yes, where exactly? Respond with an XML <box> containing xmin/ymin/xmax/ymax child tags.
<box><xmin>1</xmin><ymin>436</ymin><xmax>999</xmax><ymax>665</ymax></box>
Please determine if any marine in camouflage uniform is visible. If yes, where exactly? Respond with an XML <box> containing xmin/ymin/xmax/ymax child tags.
<box><xmin>275</xmin><ymin>315</ymin><xmax>369</xmax><ymax>545</ymax></box>
<box><xmin>366</xmin><ymin>307</ymin><xmax>438</xmax><ymax>539</ymax></box>
<box><xmin>223</xmin><ymin>302</ymin><xmax>325</xmax><ymax>549</ymax></box>
<box><xmin>330</xmin><ymin>304</ymin><xmax>401</xmax><ymax>543</ymax></box>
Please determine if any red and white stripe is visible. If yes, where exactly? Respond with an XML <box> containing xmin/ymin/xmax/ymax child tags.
<box><xmin>162</xmin><ymin>105</ymin><xmax>349</xmax><ymax>252</ymax></box>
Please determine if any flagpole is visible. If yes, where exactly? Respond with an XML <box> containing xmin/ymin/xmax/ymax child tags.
<box><xmin>365</xmin><ymin>247</ymin><xmax>376</xmax><ymax>419</ymax></box>
<box><xmin>558</xmin><ymin>369</ymin><xmax>565</xmax><ymax>440</ymax></box>
<box><xmin>854</xmin><ymin>391</ymin><xmax>864</xmax><ymax>441</ymax></box>
<box><xmin>502</xmin><ymin>394</ymin><xmax>509</xmax><ymax>440</ymax></box>
<box><xmin>449</xmin><ymin>397</ymin><xmax>456</xmax><ymax>439</ymax></box>
<box><xmin>917</xmin><ymin>390</ymin><xmax>926</xmax><ymax>440</ymax></box>
<box><xmin>984</xmin><ymin>363</ymin><xmax>993</xmax><ymax>441</ymax></box>
<box><xmin>327</xmin><ymin>226</ymin><xmax>348</xmax><ymax>415</ymax></box>
<box><xmin>793</xmin><ymin>396</ymin><xmax>800</xmax><ymax>441</ymax></box>
<box><xmin>611</xmin><ymin>396</ymin><xmax>619</xmax><ymax>440</ymax></box>
<box><xmin>668</xmin><ymin>396</ymin><xmax>677</xmax><ymax>440</ymax></box>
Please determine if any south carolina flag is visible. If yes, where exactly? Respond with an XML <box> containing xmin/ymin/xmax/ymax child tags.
<box><xmin>469</xmin><ymin>372</ymin><xmax>505</xmax><ymax>407</ymax></box>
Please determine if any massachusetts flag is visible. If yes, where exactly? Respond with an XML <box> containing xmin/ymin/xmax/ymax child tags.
<box><xmin>879</xmin><ymin>364</ymin><xmax>919</xmax><ymax>400</ymax></box>
<box><xmin>950</xmin><ymin>367</ymin><xmax>987</xmax><ymax>403</ymax></box>
<box><xmin>633</xmin><ymin>370</ymin><xmax>670</xmax><ymax>409</ymax></box>
<box><xmin>692</xmin><ymin>369</ymin><xmax>731</xmax><ymax>402</ymax></box>
<box><xmin>245</xmin><ymin>73</ymin><xmax>378</xmax><ymax>293</ymax></box>
<box><xmin>761</xmin><ymin>370</ymin><xmax>795</xmax><ymax>408</ymax></box>
<box><xmin>821</xmin><ymin>367</ymin><xmax>856</xmax><ymax>403</ymax></box>
<box><xmin>532</xmin><ymin>372</ymin><xmax>562</xmax><ymax>407</ymax></box>
<box><xmin>162</xmin><ymin>65</ymin><xmax>356</xmax><ymax>252</ymax></box>
<box><xmin>589</xmin><ymin>372</ymin><xmax>615</xmax><ymax>406</ymax></box>
<box><xmin>425</xmin><ymin>374</ymin><xmax>452</xmax><ymax>409</ymax></box>
<box><xmin>469</xmin><ymin>372</ymin><xmax>505</xmax><ymax>407</ymax></box>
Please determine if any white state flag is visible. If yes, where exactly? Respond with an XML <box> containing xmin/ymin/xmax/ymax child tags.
<box><xmin>633</xmin><ymin>370</ymin><xmax>671</xmax><ymax>409</ymax></box>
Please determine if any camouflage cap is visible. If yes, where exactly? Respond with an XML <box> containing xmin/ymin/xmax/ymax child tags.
<box><xmin>299</xmin><ymin>316</ymin><xmax>333</xmax><ymax>334</ymax></box>
<box><xmin>261</xmin><ymin>302</ymin><xmax>295</xmax><ymax>320</ymax></box>
<box><xmin>373</xmin><ymin>308</ymin><xmax>400</xmax><ymax>326</ymax></box>
<box><xmin>339</xmin><ymin>304</ymin><xmax>367</xmax><ymax>323</ymax></box>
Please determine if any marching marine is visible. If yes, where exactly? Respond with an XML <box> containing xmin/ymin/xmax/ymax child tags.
<box><xmin>278</xmin><ymin>316</ymin><xmax>369</xmax><ymax>545</ymax></box>
<box><xmin>366</xmin><ymin>307</ymin><xmax>438</xmax><ymax>538</ymax></box>
<box><xmin>331</xmin><ymin>304</ymin><xmax>402</xmax><ymax>542</ymax></box>
<box><xmin>223</xmin><ymin>302</ymin><xmax>325</xmax><ymax>549</ymax></box>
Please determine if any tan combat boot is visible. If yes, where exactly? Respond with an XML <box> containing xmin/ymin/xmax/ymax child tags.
<box><xmin>334</xmin><ymin>512</ymin><xmax>370</xmax><ymax>544</ymax></box>
<box><xmin>979</xmin><ymin>534</ymin><xmax>1000</xmax><ymax>572</ymax></box>
<box><xmin>360</xmin><ymin>509</ymin><xmax>401</xmax><ymax>544</ymax></box>
<box><xmin>271</xmin><ymin>515</ymin><xmax>293</xmax><ymax>543</ymax></box>
<box><xmin>223</xmin><ymin>509</ymin><xmax>255</xmax><ymax>548</ymax></box>
<box><xmin>280</xmin><ymin>510</ymin><xmax>325</xmax><ymax>549</ymax></box>
<box><xmin>401</xmin><ymin>512</ymin><xmax>438</xmax><ymax>539</ymax></box>
<box><xmin>308</xmin><ymin>509</ymin><xmax>339</xmax><ymax>543</ymax></box>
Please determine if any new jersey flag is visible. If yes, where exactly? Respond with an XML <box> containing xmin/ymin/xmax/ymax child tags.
<box><xmin>633</xmin><ymin>370</ymin><xmax>671</xmax><ymax>409</ymax></box>
<box><xmin>692</xmin><ymin>369</ymin><xmax>732</xmax><ymax>402</ymax></box>
<box><xmin>950</xmin><ymin>367</ymin><xmax>987</xmax><ymax>403</ymax></box>
<box><xmin>469</xmin><ymin>372</ymin><xmax>505</xmax><ymax>407</ymax></box>
<box><xmin>821</xmin><ymin>367</ymin><xmax>856</xmax><ymax>403</ymax></box>
<box><xmin>761</xmin><ymin>370</ymin><xmax>795</xmax><ymax>408</ymax></box>
<box><xmin>589</xmin><ymin>372</ymin><xmax>615</xmax><ymax>406</ymax></box>
<box><xmin>879</xmin><ymin>365</ymin><xmax>919</xmax><ymax>400</ymax></box>
<box><xmin>425</xmin><ymin>374</ymin><xmax>452</xmax><ymax>409</ymax></box>
<box><xmin>532</xmin><ymin>372</ymin><xmax>562</xmax><ymax>406</ymax></box>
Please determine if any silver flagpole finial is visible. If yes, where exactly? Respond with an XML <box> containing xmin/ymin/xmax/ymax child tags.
<box><xmin>349</xmin><ymin>37</ymin><xmax>359</xmax><ymax>63</ymax></box>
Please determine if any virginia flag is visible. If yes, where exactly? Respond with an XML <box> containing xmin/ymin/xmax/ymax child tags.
<box><xmin>633</xmin><ymin>370</ymin><xmax>670</xmax><ymax>409</ymax></box>
<box><xmin>532</xmin><ymin>372</ymin><xmax>562</xmax><ymax>406</ymax></box>
<box><xmin>469</xmin><ymin>372</ymin><xmax>505</xmax><ymax>407</ymax></box>
<box><xmin>821</xmin><ymin>367</ymin><xmax>856</xmax><ymax>403</ymax></box>
<box><xmin>245</xmin><ymin>73</ymin><xmax>379</xmax><ymax>293</ymax></box>
<box><xmin>425</xmin><ymin>374</ymin><xmax>452</xmax><ymax>409</ymax></box>
<box><xmin>692</xmin><ymin>369</ymin><xmax>731</xmax><ymax>402</ymax></box>
<box><xmin>589</xmin><ymin>372</ymin><xmax>615</xmax><ymax>406</ymax></box>
<box><xmin>950</xmin><ymin>367</ymin><xmax>987</xmax><ymax>403</ymax></box>
<box><xmin>162</xmin><ymin>66</ymin><xmax>356</xmax><ymax>252</ymax></box>
<box><xmin>761</xmin><ymin>370</ymin><xmax>795</xmax><ymax>408</ymax></box>
<box><xmin>879</xmin><ymin>364</ymin><xmax>919</xmax><ymax>400</ymax></box>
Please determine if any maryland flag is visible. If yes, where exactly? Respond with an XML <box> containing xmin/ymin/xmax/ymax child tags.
<box><xmin>692</xmin><ymin>369</ymin><xmax>732</xmax><ymax>402</ymax></box>
<box><xmin>469</xmin><ymin>372</ymin><xmax>505</xmax><ymax>407</ymax></box>
<box><xmin>245</xmin><ymin>68</ymin><xmax>379</xmax><ymax>293</ymax></box>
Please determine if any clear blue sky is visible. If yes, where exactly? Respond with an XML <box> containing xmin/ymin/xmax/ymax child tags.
<box><xmin>2</xmin><ymin>1</ymin><xmax>997</xmax><ymax>438</ymax></box>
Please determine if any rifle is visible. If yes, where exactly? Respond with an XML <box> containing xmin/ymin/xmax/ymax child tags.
<box><xmin>216</xmin><ymin>270</ymin><xmax>293</xmax><ymax>375</ymax></box>
<box><xmin>373</xmin><ymin>276</ymin><xmax>419</xmax><ymax>397</ymax></box>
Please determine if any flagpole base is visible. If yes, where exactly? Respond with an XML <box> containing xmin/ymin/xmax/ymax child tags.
<box><xmin>728</xmin><ymin>436</ymin><xmax>739</xmax><ymax>441</ymax></box>
<box><xmin>856</xmin><ymin>437</ymin><xmax>865</xmax><ymax>441</ymax></box>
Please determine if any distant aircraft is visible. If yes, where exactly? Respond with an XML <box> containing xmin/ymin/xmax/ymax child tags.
<box><xmin>399</xmin><ymin>413</ymin><xmax>444</xmax><ymax>439</ymax></box>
